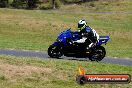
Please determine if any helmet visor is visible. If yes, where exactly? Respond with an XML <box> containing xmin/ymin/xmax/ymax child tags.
<box><xmin>78</xmin><ymin>24</ymin><xmax>84</xmax><ymax>29</ymax></box>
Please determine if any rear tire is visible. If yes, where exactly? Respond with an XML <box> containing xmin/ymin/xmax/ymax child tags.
<box><xmin>48</xmin><ymin>45</ymin><xmax>63</xmax><ymax>58</ymax></box>
<box><xmin>89</xmin><ymin>46</ymin><xmax>106</xmax><ymax>61</ymax></box>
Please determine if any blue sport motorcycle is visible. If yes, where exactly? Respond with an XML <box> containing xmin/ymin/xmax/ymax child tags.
<box><xmin>48</xmin><ymin>29</ymin><xmax>110</xmax><ymax>61</ymax></box>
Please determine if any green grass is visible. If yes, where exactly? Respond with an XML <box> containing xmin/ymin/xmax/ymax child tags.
<box><xmin>0</xmin><ymin>55</ymin><xmax>131</xmax><ymax>88</ymax></box>
<box><xmin>0</xmin><ymin>8</ymin><xmax>132</xmax><ymax>58</ymax></box>
<box><xmin>60</xmin><ymin>0</ymin><xmax>132</xmax><ymax>13</ymax></box>
<box><xmin>0</xmin><ymin>0</ymin><xmax>132</xmax><ymax>58</ymax></box>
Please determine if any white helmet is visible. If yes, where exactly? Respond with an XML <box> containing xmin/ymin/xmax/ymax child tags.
<box><xmin>78</xmin><ymin>20</ymin><xmax>87</xmax><ymax>31</ymax></box>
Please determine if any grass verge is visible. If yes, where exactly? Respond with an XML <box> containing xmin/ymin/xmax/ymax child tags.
<box><xmin>60</xmin><ymin>0</ymin><xmax>132</xmax><ymax>13</ymax></box>
<box><xmin>0</xmin><ymin>3</ymin><xmax>132</xmax><ymax>58</ymax></box>
<box><xmin>0</xmin><ymin>55</ymin><xmax>131</xmax><ymax>88</ymax></box>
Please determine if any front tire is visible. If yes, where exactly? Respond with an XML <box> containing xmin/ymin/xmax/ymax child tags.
<box><xmin>48</xmin><ymin>45</ymin><xmax>63</xmax><ymax>58</ymax></box>
<box><xmin>89</xmin><ymin>46</ymin><xmax>106</xmax><ymax>61</ymax></box>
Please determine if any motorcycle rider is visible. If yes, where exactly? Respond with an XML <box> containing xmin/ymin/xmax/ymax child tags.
<box><xmin>71</xmin><ymin>19</ymin><xmax>99</xmax><ymax>49</ymax></box>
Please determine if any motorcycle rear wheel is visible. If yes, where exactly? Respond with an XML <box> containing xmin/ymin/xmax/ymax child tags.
<box><xmin>89</xmin><ymin>46</ymin><xmax>106</xmax><ymax>61</ymax></box>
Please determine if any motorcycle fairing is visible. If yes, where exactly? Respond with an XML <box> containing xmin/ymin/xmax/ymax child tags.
<box><xmin>56</xmin><ymin>29</ymin><xmax>81</xmax><ymax>46</ymax></box>
<box><xmin>54</xmin><ymin>29</ymin><xmax>110</xmax><ymax>48</ymax></box>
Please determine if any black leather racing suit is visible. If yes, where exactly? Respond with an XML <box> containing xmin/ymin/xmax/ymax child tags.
<box><xmin>74</xmin><ymin>26</ymin><xmax>99</xmax><ymax>48</ymax></box>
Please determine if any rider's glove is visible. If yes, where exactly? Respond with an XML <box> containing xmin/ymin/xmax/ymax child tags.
<box><xmin>69</xmin><ymin>40</ymin><xmax>74</xmax><ymax>45</ymax></box>
<box><xmin>67</xmin><ymin>38</ymin><xmax>74</xmax><ymax>45</ymax></box>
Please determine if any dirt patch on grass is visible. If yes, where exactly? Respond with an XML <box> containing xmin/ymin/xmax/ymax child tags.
<box><xmin>0</xmin><ymin>14</ymin><xmax>46</xmax><ymax>30</ymax></box>
<box><xmin>0</xmin><ymin>63</ymin><xmax>52</xmax><ymax>79</ymax></box>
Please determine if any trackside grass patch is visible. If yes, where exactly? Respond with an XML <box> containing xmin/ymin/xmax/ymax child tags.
<box><xmin>0</xmin><ymin>55</ymin><xmax>131</xmax><ymax>88</ymax></box>
<box><xmin>0</xmin><ymin>1</ymin><xmax>132</xmax><ymax>58</ymax></box>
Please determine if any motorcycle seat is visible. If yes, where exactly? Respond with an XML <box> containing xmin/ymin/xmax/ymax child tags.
<box><xmin>99</xmin><ymin>36</ymin><xmax>110</xmax><ymax>40</ymax></box>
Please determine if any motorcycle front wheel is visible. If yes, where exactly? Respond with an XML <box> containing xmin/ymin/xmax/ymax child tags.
<box><xmin>48</xmin><ymin>45</ymin><xmax>63</xmax><ymax>58</ymax></box>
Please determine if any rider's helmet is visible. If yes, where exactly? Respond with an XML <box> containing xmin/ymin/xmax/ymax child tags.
<box><xmin>78</xmin><ymin>20</ymin><xmax>87</xmax><ymax>32</ymax></box>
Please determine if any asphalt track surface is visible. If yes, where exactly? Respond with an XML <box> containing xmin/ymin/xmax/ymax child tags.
<box><xmin>0</xmin><ymin>49</ymin><xmax>132</xmax><ymax>66</ymax></box>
